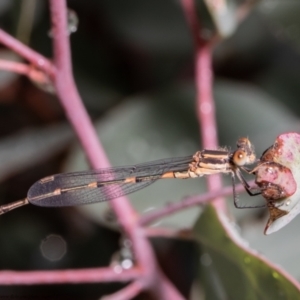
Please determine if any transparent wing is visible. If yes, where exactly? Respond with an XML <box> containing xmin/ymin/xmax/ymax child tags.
<box><xmin>27</xmin><ymin>155</ymin><xmax>193</xmax><ymax>207</ymax></box>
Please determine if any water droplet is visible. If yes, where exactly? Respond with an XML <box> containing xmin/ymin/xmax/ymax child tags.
<box><xmin>272</xmin><ymin>271</ymin><xmax>280</xmax><ymax>279</ymax></box>
<box><xmin>123</xmin><ymin>239</ymin><xmax>132</xmax><ymax>248</ymax></box>
<box><xmin>67</xmin><ymin>9</ymin><xmax>79</xmax><ymax>34</ymax></box>
<box><xmin>40</xmin><ymin>234</ymin><xmax>67</xmax><ymax>261</ymax></box>
<box><xmin>121</xmin><ymin>258</ymin><xmax>133</xmax><ymax>269</ymax></box>
<box><xmin>200</xmin><ymin>253</ymin><xmax>212</xmax><ymax>266</ymax></box>
<box><xmin>110</xmin><ymin>238</ymin><xmax>134</xmax><ymax>272</ymax></box>
<box><xmin>48</xmin><ymin>9</ymin><xmax>79</xmax><ymax>38</ymax></box>
<box><xmin>244</xmin><ymin>256</ymin><xmax>251</xmax><ymax>264</ymax></box>
<box><xmin>267</xmin><ymin>167</ymin><xmax>273</xmax><ymax>174</ymax></box>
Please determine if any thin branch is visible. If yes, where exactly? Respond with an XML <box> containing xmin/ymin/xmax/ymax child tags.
<box><xmin>48</xmin><ymin>0</ymin><xmax>138</xmax><ymax>233</ymax></box>
<box><xmin>0</xmin><ymin>59</ymin><xmax>53</xmax><ymax>88</ymax></box>
<box><xmin>0</xmin><ymin>28</ymin><xmax>54</xmax><ymax>76</ymax></box>
<box><xmin>0</xmin><ymin>267</ymin><xmax>139</xmax><ymax>285</ymax></box>
<box><xmin>48</xmin><ymin>2</ymin><xmax>182</xmax><ymax>298</ymax></box>
<box><xmin>196</xmin><ymin>44</ymin><xmax>225</xmax><ymax>211</ymax></box>
<box><xmin>0</xmin><ymin>59</ymin><xmax>30</xmax><ymax>75</ymax></box>
<box><xmin>181</xmin><ymin>0</ymin><xmax>225</xmax><ymax>211</ymax></box>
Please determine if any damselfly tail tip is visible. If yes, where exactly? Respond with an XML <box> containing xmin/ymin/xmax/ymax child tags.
<box><xmin>0</xmin><ymin>198</ymin><xmax>29</xmax><ymax>215</ymax></box>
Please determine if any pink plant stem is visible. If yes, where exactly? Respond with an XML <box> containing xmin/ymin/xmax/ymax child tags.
<box><xmin>48</xmin><ymin>1</ymin><xmax>182</xmax><ymax>298</ymax></box>
<box><xmin>49</xmin><ymin>0</ymin><xmax>138</xmax><ymax>236</ymax></box>
<box><xmin>0</xmin><ymin>2</ymin><xmax>182</xmax><ymax>297</ymax></box>
<box><xmin>0</xmin><ymin>59</ymin><xmax>50</xmax><ymax>87</ymax></box>
<box><xmin>0</xmin><ymin>28</ymin><xmax>54</xmax><ymax>76</ymax></box>
<box><xmin>196</xmin><ymin>45</ymin><xmax>225</xmax><ymax>211</ymax></box>
<box><xmin>0</xmin><ymin>59</ymin><xmax>30</xmax><ymax>75</ymax></box>
<box><xmin>0</xmin><ymin>267</ymin><xmax>140</xmax><ymax>285</ymax></box>
<box><xmin>181</xmin><ymin>0</ymin><xmax>225</xmax><ymax>212</ymax></box>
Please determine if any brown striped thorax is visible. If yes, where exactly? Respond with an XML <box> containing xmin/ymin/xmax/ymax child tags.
<box><xmin>188</xmin><ymin>137</ymin><xmax>256</xmax><ymax>178</ymax></box>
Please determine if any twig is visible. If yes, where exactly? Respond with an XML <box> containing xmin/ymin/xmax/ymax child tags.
<box><xmin>0</xmin><ymin>267</ymin><xmax>139</xmax><ymax>285</ymax></box>
<box><xmin>48</xmin><ymin>1</ymin><xmax>182</xmax><ymax>298</ymax></box>
<box><xmin>0</xmin><ymin>59</ymin><xmax>30</xmax><ymax>75</ymax></box>
<box><xmin>0</xmin><ymin>59</ymin><xmax>53</xmax><ymax>88</ymax></box>
<box><xmin>48</xmin><ymin>0</ymin><xmax>139</xmax><ymax>237</ymax></box>
<box><xmin>0</xmin><ymin>28</ymin><xmax>54</xmax><ymax>76</ymax></box>
<box><xmin>181</xmin><ymin>0</ymin><xmax>225</xmax><ymax>211</ymax></box>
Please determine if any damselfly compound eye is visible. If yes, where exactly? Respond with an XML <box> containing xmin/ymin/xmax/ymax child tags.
<box><xmin>235</xmin><ymin>137</ymin><xmax>256</xmax><ymax>165</ymax></box>
<box><xmin>232</xmin><ymin>150</ymin><xmax>248</xmax><ymax>166</ymax></box>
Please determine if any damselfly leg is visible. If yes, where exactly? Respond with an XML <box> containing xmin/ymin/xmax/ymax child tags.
<box><xmin>229</xmin><ymin>137</ymin><xmax>264</xmax><ymax>208</ymax></box>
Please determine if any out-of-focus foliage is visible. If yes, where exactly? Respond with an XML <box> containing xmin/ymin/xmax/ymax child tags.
<box><xmin>0</xmin><ymin>0</ymin><xmax>300</xmax><ymax>299</ymax></box>
<box><xmin>194</xmin><ymin>205</ymin><xmax>300</xmax><ymax>300</ymax></box>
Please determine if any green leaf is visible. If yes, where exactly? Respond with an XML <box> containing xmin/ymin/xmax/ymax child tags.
<box><xmin>193</xmin><ymin>205</ymin><xmax>300</xmax><ymax>300</ymax></box>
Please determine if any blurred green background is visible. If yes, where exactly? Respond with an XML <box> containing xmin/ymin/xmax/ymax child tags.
<box><xmin>0</xmin><ymin>0</ymin><xmax>300</xmax><ymax>299</ymax></box>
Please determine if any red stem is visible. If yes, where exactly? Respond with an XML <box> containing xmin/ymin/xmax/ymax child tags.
<box><xmin>48</xmin><ymin>0</ymin><xmax>138</xmax><ymax>237</ymax></box>
<box><xmin>47</xmin><ymin>1</ymin><xmax>183</xmax><ymax>298</ymax></box>
<box><xmin>0</xmin><ymin>28</ymin><xmax>54</xmax><ymax>76</ymax></box>
<box><xmin>0</xmin><ymin>59</ymin><xmax>30</xmax><ymax>75</ymax></box>
<box><xmin>0</xmin><ymin>2</ymin><xmax>183</xmax><ymax>297</ymax></box>
<box><xmin>181</xmin><ymin>0</ymin><xmax>225</xmax><ymax>211</ymax></box>
<box><xmin>0</xmin><ymin>267</ymin><xmax>139</xmax><ymax>285</ymax></box>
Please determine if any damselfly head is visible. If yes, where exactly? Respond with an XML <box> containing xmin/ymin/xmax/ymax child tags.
<box><xmin>232</xmin><ymin>137</ymin><xmax>256</xmax><ymax>166</ymax></box>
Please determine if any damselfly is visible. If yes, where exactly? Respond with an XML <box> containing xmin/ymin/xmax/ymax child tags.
<box><xmin>0</xmin><ymin>137</ymin><xmax>260</xmax><ymax>215</ymax></box>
